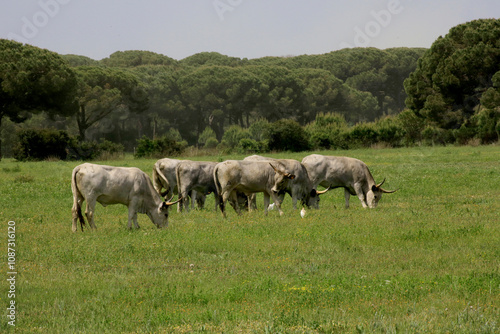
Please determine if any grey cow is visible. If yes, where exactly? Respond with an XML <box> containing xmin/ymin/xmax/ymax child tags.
<box><xmin>71</xmin><ymin>163</ymin><xmax>180</xmax><ymax>232</ymax></box>
<box><xmin>214</xmin><ymin>160</ymin><xmax>295</xmax><ymax>217</ymax></box>
<box><xmin>301</xmin><ymin>154</ymin><xmax>396</xmax><ymax>208</ymax></box>
<box><xmin>244</xmin><ymin>155</ymin><xmax>328</xmax><ymax>209</ymax></box>
<box><xmin>152</xmin><ymin>158</ymin><xmax>205</xmax><ymax>211</ymax></box>
<box><xmin>175</xmin><ymin>160</ymin><xmax>220</xmax><ymax>212</ymax></box>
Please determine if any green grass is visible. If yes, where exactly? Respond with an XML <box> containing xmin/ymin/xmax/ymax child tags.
<box><xmin>1</xmin><ymin>145</ymin><xmax>499</xmax><ymax>333</ymax></box>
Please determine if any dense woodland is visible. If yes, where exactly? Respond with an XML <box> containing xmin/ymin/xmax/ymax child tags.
<box><xmin>1</xmin><ymin>19</ymin><xmax>499</xmax><ymax>160</ymax></box>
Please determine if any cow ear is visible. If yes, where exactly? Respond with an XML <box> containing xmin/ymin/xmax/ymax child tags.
<box><xmin>371</xmin><ymin>185</ymin><xmax>379</xmax><ymax>192</ymax></box>
<box><xmin>310</xmin><ymin>189</ymin><xmax>317</xmax><ymax>197</ymax></box>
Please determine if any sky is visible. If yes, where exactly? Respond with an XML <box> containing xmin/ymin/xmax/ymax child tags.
<box><xmin>1</xmin><ymin>0</ymin><xmax>500</xmax><ymax>61</ymax></box>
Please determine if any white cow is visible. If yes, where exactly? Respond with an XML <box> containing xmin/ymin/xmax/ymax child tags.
<box><xmin>213</xmin><ymin>160</ymin><xmax>295</xmax><ymax>217</ymax></box>
<box><xmin>244</xmin><ymin>155</ymin><xmax>328</xmax><ymax>209</ymax></box>
<box><xmin>301</xmin><ymin>154</ymin><xmax>396</xmax><ymax>208</ymax></box>
<box><xmin>152</xmin><ymin>158</ymin><xmax>205</xmax><ymax>211</ymax></box>
<box><xmin>175</xmin><ymin>160</ymin><xmax>220</xmax><ymax>212</ymax></box>
<box><xmin>71</xmin><ymin>163</ymin><xmax>180</xmax><ymax>232</ymax></box>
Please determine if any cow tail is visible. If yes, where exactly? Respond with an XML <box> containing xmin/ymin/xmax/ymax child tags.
<box><xmin>153</xmin><ymin>162</ymin><xmax>169</xmax><ymax>197</ymax></box>
<box><xmin>213</xmin><ymin>164</ymin><xmax>224</xmax><ymax>213</ymax></box>
<box><xmin>71</xmin><ymin>166</ymin><xmax>86</xmax><ymax>231</ymax></box>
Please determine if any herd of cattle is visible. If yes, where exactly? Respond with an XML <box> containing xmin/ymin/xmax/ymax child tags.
<box><xmin>71</xmin><ymin>154</ymin><xmax>396</xmax><ymax>232</ymax></box>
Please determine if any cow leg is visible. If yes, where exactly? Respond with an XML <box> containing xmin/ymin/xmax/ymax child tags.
<box><xmin>353</xmin><ymin>183</ymin><xmax>368</xmax><ymax>208</ymax></box>
<box><xmin>85</xmin><ymin>198</ymin><xmax>97</xmax><ymax>230</ymax></box>
<box><xmin>128</xmin><ymin>208</ymin><xmax>139</xmax><ymax>229</ymax></box>
<box><xmin>190</xmin><ymin>190</ymin><xmax>196</xmax><ymax>211</ymax></box>
<box><xmin>344</xmin><ymin>189</ymin><xmax>351</xmax><ymax>209</ymax></box>
<box><xmin>270</xmin><ymin>192</ymin><xmax>284</xmax><ymax>216</ymax></box>
<box><xmin>221</xmin><ymin>191</ymin><xmax>234</xmax><ymax>218</ymax></box>
<box><xmin>263</xmin><ymin>193</ymin><xmax>270</xmax><ymax>215</ymax></box>
<box><xmin>72</xmin><ymin>196</ymin><xmax>84</xmax><ymax>232</ymax></box>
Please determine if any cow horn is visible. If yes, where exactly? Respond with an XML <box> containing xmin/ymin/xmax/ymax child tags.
<box><xmin>269</xmin><ymin>163</ymin><xmax>282</xmax><ymax>174</ymax></box>
<box><xmin>376</xmin><ymin>178</ymin><xmax>386</xmax><ymax>188</ymax></box>
<box><xmin>165</xmin><ymin>196</ymin><xmax>182</xmax><ymax>206</ymax></box>
<box><xmin>316</xmin><ymin>186</ymin><xmax>330</xmax><ymax>195</ymax></box>
<box><xmin>380</xmin><ymin>188</ymin><xmax>398</xmax><ymax>194</ymax></box>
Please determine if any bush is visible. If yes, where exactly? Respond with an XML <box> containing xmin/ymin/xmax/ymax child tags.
<box><xmin>347</xmin><ymin>123</ymin><xmax>378</xmax><ymax>147</ymax></box>
<box><xmin>268</xmin><ymin>119</ymin><xmax>310</xmax><ymax>152</ymax></box>
<box><xmin>421</xmin><ymin>125</ymin><xmax>454</xmax><ymax>145</ymax></box>
<box><xmin>134</xmin><ymin>136</ymin><xmax>185</xmax><ymax>158</ymax></box>
<box><xmin>237</xmin><ymin>138</ymin><xmax>268</xmax><ymax>154</ymax></box>
<box><xmin>221</xmin><ymin>125</ymin><xmax>250</xmax><ymax>149</ymax></box>
<box><xmin>374</xmin><ymin>116</ymin><xmax>405</xmax><ymax>147</ymax></box>
<box><xmin>305</xmin><ymin>113</ymin><xmax>348</xmax><ymax>150</ymax></box>
<box><xmin>204</xmin><ymin>137</ymin><xmax>219</xmax><ymax>149</ymax></box>
<box><xmin>67</xmin><ymin>139</ymin><xmax>125</xmax><ymax>160</ymax></box>
<box><xmin>13</xmin><ymin>128</ymin><xmax>71</xmax><ymax>161</ymax></box>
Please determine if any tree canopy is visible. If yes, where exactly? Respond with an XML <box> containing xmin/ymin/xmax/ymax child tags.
<box><xmin>404</xmin><ymin>19</ymin><xmax>500</xmax><ymax>130</ymax></box>
<box><xmin>0</xmin><ymin>39</ymin><xmax>78</xmax><ymax>158</ymax></box>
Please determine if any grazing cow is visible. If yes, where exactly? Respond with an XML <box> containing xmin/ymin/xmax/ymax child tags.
<box><xmin>301</xmin><ymin>154</ymin><xmax>396</xmax><ymax>208</ymax></box>
<box><xmin>152</xmin><ymin>158</ymin><xmax>205</xmax><ymax>211</ymax></box>
<box><xmin>244</xmin><ymin>155</ymin><xmax>328</xmax><ymax>209</ymax></box>
<box><xmin>71</xmin><ymin>163</ymin><xmax>180</xmax><ymax>232</ymax></box>
<box><xmin>175</xmin><ymin>160</ymin><xmax>219</xmax><ymax>212</ymax></box>
<box><xmin>213</xmin><ymin>160</ymin><xmax>295</xmax><ymax>217</ymax></box>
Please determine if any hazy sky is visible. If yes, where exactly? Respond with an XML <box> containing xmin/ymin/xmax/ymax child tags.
<box><xmin>2</xmin><ymin>0</ymin><xmax>500</xmax><ymax>60</ymax></box>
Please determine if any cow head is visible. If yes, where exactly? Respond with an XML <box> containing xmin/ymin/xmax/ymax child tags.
<box><xmin>304</xmin><ymin>187</ymin><xmax>330</xmax><ymax>209</ymax></box>
<box><xmin>367</xmin><ymin>179</ymin><xmax>397</xmax><ymax>208</ymax></box>
<box><xmin>151</xmin><ymin>197</ymin><xmax>182</xmax><ymax>228</ymax></box>
<box><xmin>269</xmin><ymin>163</ymin><xmax>295</xmax><ymax>194</ymax></box>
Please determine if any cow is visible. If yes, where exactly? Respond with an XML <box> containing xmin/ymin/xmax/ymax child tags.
<box><xmin>213</xmin><ymin>160</ymin><xmax>296</xmax><ymax>217</ymax></box>
<box><xmin>301</xmin><ymin>154</ymin><xmax>396</xmax><ymax>208</ymax></box>
<box><xmin>71</xmin><ymin>163</ymin><xmax>181</xmax><ymax>232</ymax></box>
<box><xmin>175</xmin><ymin>160</ymin><xmax>219</xmax><ymax>212</ymax></box>
<box><xmin>244</xmin><ymin>155</ymin><xmax>328</xmax><ymax>209</ymax></box>
<box><xmin>152</xmin><ymin>158</ymin><xmax>205</xmax><ymax>211</ymax></box>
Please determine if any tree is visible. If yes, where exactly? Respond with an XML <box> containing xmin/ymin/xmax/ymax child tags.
<box><xmin>74</xmin><ymin>66</ymin><xmax>148</xmax><ymax>141</ymax></box>
<box><xmin>0</xmin><ymin>39</ymin><xmax>78</xmax><ymax>159</ymax></box>
<box><xmin>404</xmin><ymin>19</ymin><xmax>500</xmax><ymax>129</ymax></box>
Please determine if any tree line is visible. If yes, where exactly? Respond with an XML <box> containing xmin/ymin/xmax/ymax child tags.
<box><xmin>1</xmin><ymin>19</ymin><xmax>499</xmax><ymax>160</ymax></box>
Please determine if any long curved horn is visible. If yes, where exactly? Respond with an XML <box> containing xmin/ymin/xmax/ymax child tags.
<box><xmin>380</xmin><ymin>188</ymin><xmax>397</xmax><ymax>194</ymax></box>
<box><xmin>269</xmin><ymin>163</ymin><xmax>284</xmax><ymax>175</ymax></box>
<box><xmin>165</xmin><ymin>197</ymin><xmax>182</xmax><ymax>206</ymax></box>
<box><xmin>316</xmin><ymin>186</ymin><xmax>330</xmax><ymax>195</ymax></box>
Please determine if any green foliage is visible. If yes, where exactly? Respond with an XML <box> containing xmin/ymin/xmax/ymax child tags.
<box><xmin>346</xmin><ymin>122</ymin><xmax>379</xmax><ymax>148</ymax></box>
<box><xmin>405</xmin><ymin>19</ymin><xmax>500</xmax><ymax>130</ymax></box>
<box><xmin>101</xmin><ymin>50</ymin><xmax>177</xmax><ymax>68</ymax></box>
<box><xmin>13</xmin><ymin>128</ymin><xmax>71</xmax><ymax>161</ymax></box>
<box><xmin>268</xmin><ymin>119</ymin><xmax>310</xmax><ymax>152</ymax></box>
<box><xmin>134</xmin><ymin>135</ymin><xmax>185</xmax><ymax>158</ymax></box>
<box><xmin>305</xmin><ymin>112</ymin><xmax>348</xmax><ymax>149</ymax></box>
<box><xmin>220</xmin><ymin>125</ymin><xmax>250</xmax><ymax>149</ymax></box>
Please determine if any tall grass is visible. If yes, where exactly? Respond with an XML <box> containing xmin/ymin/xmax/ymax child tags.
<box><xmin>1</xmin><ymin>145</ymin><xmax>499</xmax><ymax>333</ymax></box>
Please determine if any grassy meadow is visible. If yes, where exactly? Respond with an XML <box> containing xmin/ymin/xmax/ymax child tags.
<box><xmin>1</xmin><ymin>145</ymin><xmax>499</xmax><ymax>333</ymax></box>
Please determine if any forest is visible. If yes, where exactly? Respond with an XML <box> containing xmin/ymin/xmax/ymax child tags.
<box><xmin>1</xmin><ymin>19</ymin><xmax>499</xmax><ymax>160</ymax></box>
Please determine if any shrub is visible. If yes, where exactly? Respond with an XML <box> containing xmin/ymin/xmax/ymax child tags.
<box><xmin>221</xmin><ymin>125</ymin><xmax>251</xmax><ymax>149</ymax></box>
<box><xmin>204</xmin><ymin>137</ymin><xmax>219</xmax><ymax>149</ymax></box>
<box><xmin>13</xmin><ymin>128</ymin><xmax>71</xmax><ymax>161</ymax></box>
<box><xmin>268</xmin><ymin>119</ymin><xmax>310</xmax><ymax>152</ymax></box>
<box><xmin>134</xmin><ymin>135</ymin><xmax>185</xmax><ymax>158</ymax></box>
<box><xmin>67</xmin><ymin>139</ymin><xmax>125</xmax><ymax>160</ymax></box>
<box><xmin>198</xmin><ymin>127</ymin><xmax>217</xmax><ymax>147</ymax></box>
<box><xmin>347</xmin><ymin>123</ymin><xmax>378</xmax><ymax>147</ymax></box>
<box><xmin>237</xmin><ymin>138</ymin><xmax>268</xmax><ymax>154</ymax></box>
<box><xmin>374</xmin><ymin>116</ymin><xmax>405</xmax><ymax>147</ymax></box>
<box><xmin>473</xmin><ymin>108</ymin><xmax>500</xmax><ymax>143</ymax></box>
<box><xmin>305</xmin><ymin>113</ymin><xmax>348</xmax><ymax>150</ymax></box>
<box><xmin>421</xmin><ymin>125</ymin><xmax>454</xmax><ymax>145</ymax></box>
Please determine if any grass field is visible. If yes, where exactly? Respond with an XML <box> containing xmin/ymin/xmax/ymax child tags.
<box><xmin>1</xmin><ymin>145</ymin><xmax>499</xmax><ymax>333</ymax></box>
